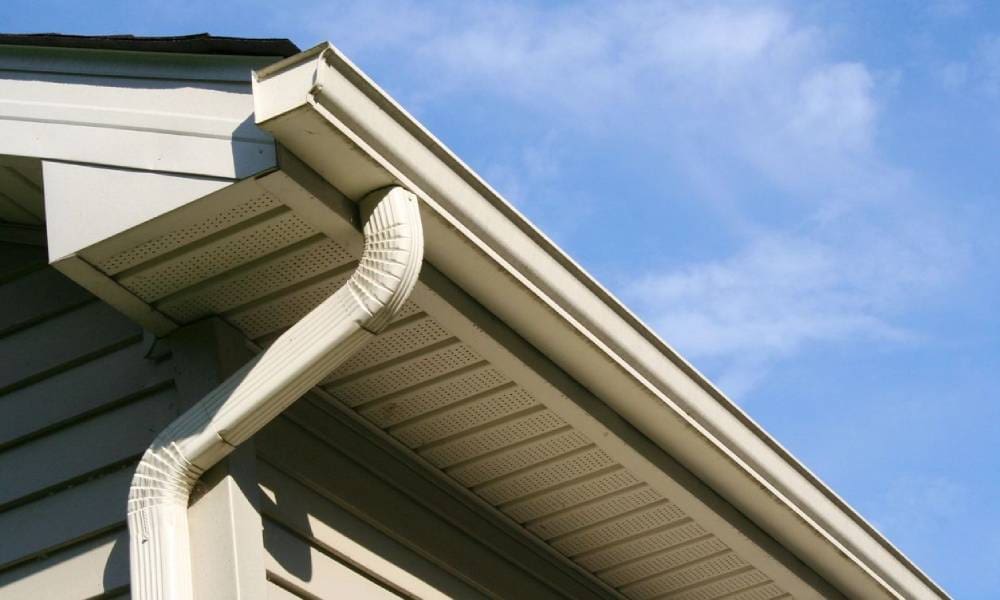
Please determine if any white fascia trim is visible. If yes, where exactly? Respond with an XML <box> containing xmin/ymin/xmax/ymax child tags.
<box><xmin>126</xmin><ymin>186</ymin><xmax>423</xmax><ymax>600</ymax></box>
<box><xmin>253</xmin><ymin>43</ymin><xmax>948</xmax><ymax>599</ymax></box>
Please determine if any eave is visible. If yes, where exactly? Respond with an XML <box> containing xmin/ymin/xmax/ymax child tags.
<box><xmin>30</xmin><ymin>40</ymin><xmax>948</xmax><ymax>599</ymax></box>
<box><xmin>251</xmin><ymin>43</ymin><xmax>948</xmax><ymax>600</ymax></box>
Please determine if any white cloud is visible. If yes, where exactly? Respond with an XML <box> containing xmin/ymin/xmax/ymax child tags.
<box><xmin>315</xmin><ymin>1</ymin><xmax>882</xmax><ymax>188</ymax></box>
<box><xmin>625</xmin><ymin>221</ymin><xmax>962</xmax><ymax>398</ymax></box>
<box><xmin>790</xmin><ymin>63</ymin><xmax>875</xmax><ymax>151</ymax></box>
<box><xmin>935</xmin><ymin>60</ymin><xmax>969</xmax><ymax>91</ymax></box>
<box><xmin>976</xmin><ymin>34</ymin><xmax>1000</xmax><ymax>96</ymax></box>
<box><xmin>622</xmin><ymin>162</ymin><xmax>965</xmax><ymax>397</ymax></box>
<box><xmin>925</xmin><ymin>0</ymin><xmax>972</xmax><ymax>18</ymax></box>
<box><xmin>630</xmin><ymin>236</ymin><xmax>907</xmax><ymax>359</ymax></box>
<box><xmin>301</xmin><ymin>1</ymin><xmax>966</xmax><ymax>398</ymax></box>
<box><xmin>932</xmin><ymin>34</ymin><xmax>1000</xmax><ymax>96</ymax></box>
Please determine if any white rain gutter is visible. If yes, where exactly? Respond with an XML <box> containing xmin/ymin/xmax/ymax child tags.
<box><xmin>252</xmin><ymin>44</ymin><xmax>949</xmax><ymax>599</ymax></box>
<box><xmin>126</xmin><ymin>186</ymin><xmax>423</xmax><ymax>600</ymax></box>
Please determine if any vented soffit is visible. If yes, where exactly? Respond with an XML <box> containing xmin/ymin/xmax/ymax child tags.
<box><xmin>249</xmin><ymin>43</ymin><xmax>949</xmax><ymax>600</ymax></box>
<box><xmin>45</xmin><ymin>151</ymin><xmax>828</xmax><ymax>600</ymax></box>
<box><xmin>39</xmin><ymin>41</ymin><xmax>949</xmax><ymax>600</ymax></box>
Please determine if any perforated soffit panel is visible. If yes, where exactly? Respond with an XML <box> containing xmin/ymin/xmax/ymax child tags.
<box><xmin>79</xmin><ymin>181</ymin><xmax>792</xmax><ymax>600</ymax></box>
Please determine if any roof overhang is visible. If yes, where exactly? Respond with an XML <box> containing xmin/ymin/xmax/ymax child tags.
<box><xmin>250</xmin><ymin>43</ymin><xmax>946</xmax><ymax>599</ymax></box>
<box><xmin>29</xmin><ymin>39</ymin><xmax>948</xmax><ymax>599</ymax></box>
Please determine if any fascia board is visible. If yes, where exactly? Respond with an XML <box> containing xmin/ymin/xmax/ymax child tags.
<box><xmin>253</xmin><ymin>43</ymin><xmax>948</xmax><ymax>599</ymax></box>
<box><xmin>0</xmin><ymin>47</ymin><xmax>277</xmax><ymax>179</ymax></box>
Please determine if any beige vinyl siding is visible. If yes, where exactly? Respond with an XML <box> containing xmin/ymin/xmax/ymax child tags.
<box><xmin>254</xmin><ymin>394</ymin><xmax>617</xmax><ymax>600</ymax></box>
<box><xmin>262</xmin><ymin>521</ymin><xmax>402</xmax><ymax>600</ymax></box>
<box><xmin>0</xmin><ymin>242</ymin><xmax>177</xmax><ymax>599</ymax></box>
<box><xmin>256</xmin><ymin>408</ymin><xmax>486</xmax><ymax>600</ymax></box>
<box><xmin>0</xmin><ymin>242</ymin><xmax>598</xmax><ymax>599</ymax></box>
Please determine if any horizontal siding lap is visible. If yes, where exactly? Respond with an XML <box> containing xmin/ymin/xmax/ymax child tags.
<box><xmin>0</xmin><ymin>262</ymin><xmax>179</xmax><ymax>599</ymax></box>
<box><xmin>255</xmin><ymin>406</ymin><xmax>602</xmax><ymax>600</ymax></box>
<box><xmin>0</xmin><ymin>69</ymin><xmax>259</xmax><ymax>123</ymax></box>
<box><xmin>0</xmin><ymin>242</ymin><xmax>46</xmax><ymax>284</ymax></box>
<box><xmin>0</xmin><ymin>64</ymin><xmax>275</xmax><ymax>178</ymax></box>
<box><xmin>0</xmin><ymin>528</ymin><xmax>129</xmax><ymax>599</ymax></box>
<box><xmin>0</xmin><ymin>465</ymin><xmax>133</xmax><ymax>569</ymax></box>
<box><xmin>262</xmin><ymin>519</ymin><xmax>403</xmax><ymax>600</ymax></box>
<box><xmin>0</xmin><ymin>266</ymin><xmax>91</xmax><ymax>335</ymax></box>
<box><xmin>0</xmin><ymin>343</ymin><xmax>174</xmax><ymax>449</ymax></box>
<box><xmin>0</xmin><ymin>300</ymin><xmax>141</xmax><ymax>393</ymax></box>
<box><xmin>0</xmin><ymin>386</ymin><xmax>177</xmax><ymax>508</ymax></box>
<box><xmin>258</xmin><ymin>460</ymin><xmax>483</xmax><ymax>600</ymax></box>
<box><xmin>266</xmin><ymin>578</ymin><xmax>306</xmax><ymax>600</ymax></box>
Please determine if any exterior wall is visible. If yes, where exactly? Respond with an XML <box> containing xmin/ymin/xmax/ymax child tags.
<box><xmin>0</xmin><ymin>250</ymin><xmax>425</xmax><ymax>600</ymax></box>
<box><xmin>254</xmin><ymin>395</ymin><xmax>568</xmax><ymax>599</ymax></box>
<box><xmin>258</xmin><ymin>449</ymin><xmax>471</xmax><ymax>599</ymax></box>
<box><xmin>0</xmin><ymin>241</ymin><xmax>177</xmax><ymax>598</ymax></box>
<box><xmin>0</xmin><ymin>44</ymin><xmax>623</xmax><ymax>600</ymax></box>
<box><xmin>0</xmin><ymin>244</ymin><xmax>587</xmax><ymax>599</ymax></box>
<box><xmin>0</xmin><ymin>41</ymin><xmax>276</xmax><ymax>593</ymax></box>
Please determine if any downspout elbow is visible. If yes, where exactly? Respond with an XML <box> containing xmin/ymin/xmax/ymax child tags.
<box><xmin>127</xmin><ymin>186</ymin><xmax>423</xmax><ymax>600</ymax></box>
<box><xmin>128</xmin><ymin>442</ymin><xmax>203</xmax><ymax>600</ymax></box>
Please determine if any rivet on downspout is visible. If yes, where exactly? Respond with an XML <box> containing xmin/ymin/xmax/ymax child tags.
<box><xmin>127</xmin><ymin>186</ymin><xmax>423</xmax><ymax>600</ymax></box>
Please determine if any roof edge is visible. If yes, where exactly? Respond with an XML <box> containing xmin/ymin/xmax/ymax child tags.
<box><xmin>253</xmin><ymin>42</ymin><xmax>949</xmax><ymax>600</ymax></box>
<box><xmin>0</xmin><ymin>32</ymin><xmax>299</xmax><ymax>58</ymax></box>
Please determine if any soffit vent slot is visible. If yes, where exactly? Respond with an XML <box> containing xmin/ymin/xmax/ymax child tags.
<box><xmin>119</xmin><ymin>207</ymin><xmax>317</xmax><ymax>301</ymax></box>
<box><xmin>576</xmin><ymin>522</ymin><xmax>710</xmax><ymax>572</ymax></box>
<box><xmin>325</xmin><ymin>343</ymin><xmax>481</xmax><ymax>404</ymax></box>
<box><xmin>96</xmin><ymin>192</ymin><xmax>281</xmax><ymax>275</ymax></box>
<box><xmin>527</xmin><ymin>485</ymin><xmax>664</xmax><ymax>540</ymax></box>
<box><xmin>420</xmin><ymin>409</ymin><xmax>568</xmax><ymax>469</ymax></box>
<box><xmin>359</xmin><ymin>364</ymin><xmax>510</xmax><ymax>425</ymax></box>
<box><xmin>329</xmin><ymin>316</ymin><xmax>451</xmax><ymax>379</ymax></box>
<box><xmin>158</xmin><ymin>236</ymin><xmax>353</xmax><ymax>323</ymax></box>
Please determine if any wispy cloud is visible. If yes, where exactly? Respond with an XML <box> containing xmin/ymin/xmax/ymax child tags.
<box><xmin>301</xmin><ymin>0</ymin><xmax>967</xmax><ymax>399</ymax></box>
<box><xmin>975</xmin><ymin>34</ymin><xmax>1000</xmax><ymax>96</ymax></box>
<box><xmin>931</xmin><ymin>32</ymin><xmax>1000</xmax><ymax>97</ymax></box>
<box><xmin>625</xmin><ymin>219</ymin><xmax>962</xmax><ymax>397</ymax></box>
<box><xmin>925</xmin><ymin>0</ymin><xmax>973</xmax><ymax>19</ymax></box>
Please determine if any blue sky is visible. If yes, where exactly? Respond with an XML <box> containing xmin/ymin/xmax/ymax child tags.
<box><xmin>4</xmin><ymin>1</ymin><xmax>998</xmax><ymax>596</ymax></box>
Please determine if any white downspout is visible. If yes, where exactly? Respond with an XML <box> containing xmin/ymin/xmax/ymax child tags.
<box><xmin>126</xmin><ymin>186</ymin><xmax>423</xmax><ymax>600</ymax></box>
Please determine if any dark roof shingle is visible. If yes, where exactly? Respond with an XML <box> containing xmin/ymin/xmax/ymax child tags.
<box><xmin>0</xmin><ymin>33</ymin><xmax>300</xmax><ymax>58</ymax></box>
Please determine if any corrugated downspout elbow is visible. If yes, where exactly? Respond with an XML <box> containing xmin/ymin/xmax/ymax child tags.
<box><xmin>127</xmin><ymin>186</ymin><xmax>424</xmax><ymax>600</ymax></box>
